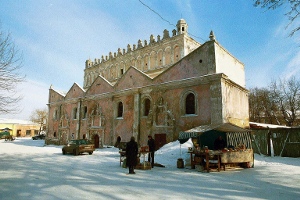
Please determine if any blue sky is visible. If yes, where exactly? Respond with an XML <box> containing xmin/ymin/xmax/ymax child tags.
<box><xmin>0</xmin><ymin>0</ymin><xmax>299</xmax><ymax>120</ymax></box>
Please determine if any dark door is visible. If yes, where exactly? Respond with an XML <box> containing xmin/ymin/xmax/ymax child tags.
<box><xmin>17</xmin><ymin>130</ymin><xmax>21</xmax><ymax>137</ymax></box>
<box><xmin>94</xmin><ymin>134</ymin><xmax>99</xmax><ymax>148</ymax></box>
<box><xmin>154</xmin><ymin>133</ymin><xmax>166</xmax><ymax>151</ymax></box>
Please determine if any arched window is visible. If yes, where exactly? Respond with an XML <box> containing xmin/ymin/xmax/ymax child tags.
<box><xmin>117</xmin><ymin>102</ymin><xmax>123</xmax><ymax>118</ymax></box>
<box><xmin>144</xmin><ymin>98</ymin><xmax>151</xmax><ymax>116</ymax></box>
<box><xmin>185</xmin><ymin>93</ymin><xmax>195</xmax><ymax>114</ymax></box>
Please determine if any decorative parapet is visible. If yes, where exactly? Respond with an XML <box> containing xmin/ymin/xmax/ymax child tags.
<box><xmin>85</xmin><ymin>25</ymin><xmax>184</xmax><ymax>69</ymax></box>
<box><xmin>83</xmin><ymin>19</ymin><xmax>200</xmax><ymax>89</ymax></box>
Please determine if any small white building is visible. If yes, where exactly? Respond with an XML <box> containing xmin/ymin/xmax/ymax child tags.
<box><xmin>0</xmin><ymin>118</ymin><xmax>40</xmax><ymax>137</ymax></box>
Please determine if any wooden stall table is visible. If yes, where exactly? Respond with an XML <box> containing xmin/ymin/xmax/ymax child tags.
<box><xmin>220</xmin><ymin>149</ymin><xmax>253</xmax><ymax>170</ymax></box>
<box><xmin>135</xmin><ymin>146</ymin><xmax>151</xmax><ymax>170</ymax></box>
<box><xmin>205</xmin><ymin>151</ymin><xmax>222</xmax><ymax>172</ymax></box>
<box><xmin>190</xmin><ymin>150</ymin><xmax>222</xmax><ymax>172</ymax></box>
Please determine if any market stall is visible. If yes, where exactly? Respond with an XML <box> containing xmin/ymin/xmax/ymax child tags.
<box><xmin>180</xmin><ymin>123</ymin><xmax>254</xmax><ymax>172</ymax></box>
<box><xmin>119</xmin><ymin>145</ymin><xmax>152</xmax><ymax>170</ymax></box>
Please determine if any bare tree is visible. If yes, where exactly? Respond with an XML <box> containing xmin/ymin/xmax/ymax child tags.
<box><xmin>30</xmin><ymin>108</ymin><xmax>48</xmax><ymax>134</ymax></box>
<box><xmin>0</xmin><ymin>27</ymin><xmax>25</xmax><ymax>114</ymax></box>
<box><xmin>270</xmin><ymin>77</ymin><xmax>300</xmax><ymax>126</ymax></box>
<box><xmin>249</xmin><ymin>87</ymin><xmax>280</xmax><ymax>124</ymax></box>
<box><xmin>254</xmin><ymin>0</ymin><xmax>300</xmax><ymax>36</ymax></box>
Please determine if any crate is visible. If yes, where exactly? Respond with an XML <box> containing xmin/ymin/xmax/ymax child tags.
<box><xmin>136</xmin><ymin>162</ymin><xmax>151</xmax><ymax>170</ymax></box>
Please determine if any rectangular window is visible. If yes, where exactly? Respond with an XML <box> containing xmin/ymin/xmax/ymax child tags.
<box><xmin>73</xmin><ymin>107</ymin><xmax>78</xmax><ymax>119</ymax></box>
<box><xmin>26</xmin><ymin>130</ymin><xmax>31</xmax><ymax>136</ymax></box>
<box><xmin>117</xmin><ymin>102</ymin><xmax>123</xmax><ymax>118</ymax></box>
<box><xmin>83</xmin><ymin>106</ymin><xmax>88</xmax><ymax>119</ymax></box>
<box><xmin>54</xmin><ymin>109</ymin><xmax>58</xmax><ymax>120</ymax></box>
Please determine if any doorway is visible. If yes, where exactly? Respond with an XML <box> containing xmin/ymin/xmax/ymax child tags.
<box><xmin>154</xmin><ymin>133</ymin><xmax>166</xmax><ymax>150</ymax></box>
<box><xmin>94</xmin><ymin>134</ymin><xmax>99</xmax><ymax>148</ymax></box>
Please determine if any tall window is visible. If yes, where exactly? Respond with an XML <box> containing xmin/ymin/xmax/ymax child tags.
<box><xmin>117</xmin><ymin>102</ymin><xmax>123</xmax><ymax>118</ymax></box>
<box><xmin>83</xmin><ymin>106</ymin><xmax>88</xmax><ymax>119</ymax></box>
<box><xmin>185</xmin><ymin>93</ymin><xmax>195</xmax><ymax>114</ymax></box>
<box><xmin>73</xmin><ymin>107</ymin><xmax>78</xmax><ymax>119</ymax></box>
<box><xmin>54</xmin><ymin>109</ymin><xmax>58</xmax><ymax>120</ymax></box>
<box><xmin>144</xmin><ymin>98</ymin><xmax>150</xmax><ymax>116</ymax></box>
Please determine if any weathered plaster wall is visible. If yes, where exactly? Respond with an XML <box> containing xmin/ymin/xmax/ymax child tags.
<box><xmin>215</xmin><ymin>42</ymin><xmax>245</xmax><ymax>87</ymax></box>
<box><xmin>222</xmin><ymin>80</ymin><xmax>249</xmax><ymax>128</ymax></box>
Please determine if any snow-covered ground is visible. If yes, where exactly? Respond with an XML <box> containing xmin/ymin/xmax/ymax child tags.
<box><xmin>0</xmin><ymin>138</ymin><xmax>299</xmax><ymax>200</ymax></box>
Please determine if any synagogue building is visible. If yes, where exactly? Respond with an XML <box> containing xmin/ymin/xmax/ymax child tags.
<box><xmin>47</xmin><ymin>19</ymin><xmax>249</xmax><ymax>148</ymax></box>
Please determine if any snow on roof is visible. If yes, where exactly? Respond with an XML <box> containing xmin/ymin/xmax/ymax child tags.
<box><xmin>249</xmin><ymin>122</ymin><xmax>290</xmax><ymax>129</ymax></box>
<box><xmin>0</xmin><ymin>118</ymin><xmax>39</xmax><ymax>125</ymax></box>
<box><xmin>184</xmin><ymin>122</ymin><xmax>250</xmax><ymax>133</ymax></box>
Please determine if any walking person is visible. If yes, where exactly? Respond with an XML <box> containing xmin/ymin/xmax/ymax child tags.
<box><xmin>147</xmin><ymin>135</ymin><xmax>155</xmax><ymax>168</ymax></box>
<box><xmin>126</xmin><ymin>136</ymin><xmax>138</xmax><ymax>174</ymax></box>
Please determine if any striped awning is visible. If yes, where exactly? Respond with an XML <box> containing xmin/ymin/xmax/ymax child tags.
<box><xmin>178</xmin><ymin>132</ymin><xmax>200</xmax><ymax>139</ymax></box>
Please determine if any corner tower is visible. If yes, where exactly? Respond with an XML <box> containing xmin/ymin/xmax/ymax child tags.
<box><xmin>176</xmin><ymin>19</ymin><xmax>188</xmax><ymax>34</ymax></box>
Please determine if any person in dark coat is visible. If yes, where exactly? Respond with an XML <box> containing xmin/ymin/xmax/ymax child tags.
<box><xmin>126</xmin><ymin>136</ymin><xmax>138</xmax><ymax>174</ymax></box>
<box><xmin>114</xmin><ymin>136</ymin><xmax>121</xmax><ymax>149</ymax></box>
<box><xmin>147</xmin><ymin>135</ymin><xmax>155</xmax><ymax>168</ymax></box>
<box><xmin>214</xmin><ymin>136</ymin><xmax>226</xmax><ymax>150</ymax></box>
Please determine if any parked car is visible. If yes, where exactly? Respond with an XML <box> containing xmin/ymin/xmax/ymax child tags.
<box><xmin>0</xmin><ymin>131</ymin><xmax>10</xmax><ymax>139</ymax></box>
<box><xmin>32</xmin><ymin>134</ymin><xmax>45</xmax><ymax>140</ymax></box>
<box><xmin>62</xmin><ymin>139</ymin><xmax>95</xmax><ymax>156</ymax></box>
<box><xmin>0</xmin><ymin>131</ymin><xmax>15</xmax><ymax>141</ymax></box>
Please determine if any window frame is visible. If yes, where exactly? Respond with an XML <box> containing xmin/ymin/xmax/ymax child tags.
<box><xmin>73</xmin><ymin>107</ymin><xmax>78</xmax><ymax>120</ymax></box>
<box><xmin>185</xmin><ymin>93</ymin><xmax>196</xmax><ymax>115</ymax></box>
<box><xmin>144</xmin><ymin>98</ymin><xmax>151</xmax><ymax>116</ymax></box>
<box><xmin>181</xmin><ymin>90</ymin><xmax>198</xmax><ymax>117</ymax></box>
<box><xmin>117</xmin><ymin>101</ymin><xmax>123</xmax><ymax>118</ymax></box>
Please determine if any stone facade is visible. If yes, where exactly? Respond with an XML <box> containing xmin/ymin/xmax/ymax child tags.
<box><xmin>47</xmin><ymin>19</ymin><xmax>249</xmax><ymax>147</ymax></box>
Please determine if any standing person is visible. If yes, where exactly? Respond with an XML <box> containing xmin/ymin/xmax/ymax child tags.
<box><xmin>147</xmin><ymin>135</ymin><xmax>155</xmax><ymax>168</ymax></box>
<box><xmin>114</xmin><ymin>136</ymin><xmax>121</xmax><ymax>149</ymax></box>
<box><xmin>126</xmin><ymin>136</ymin><xmax>138</xmax><ymax>174</ymax></box>
<box><xmin>214</xmin><ymin>135</ymin><xmax>226</xmax><ymax>150</ymax></box>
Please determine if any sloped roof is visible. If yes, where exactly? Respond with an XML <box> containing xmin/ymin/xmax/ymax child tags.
<box><xmin>179</xmin><ymin>123</ymin><xmax>249</xmax><ymax>140</ymax></box>
<box><xmin>185</xmin><ymin>123</ymin><xmax>250</xmax><ymax>133</ymax></box>
<box><xmin>249</xmin><ymin>122</ymin><xmax>290</xmax><ymax>129</ymax></box>
<box><xmin>0</xmin><ymin>118</ymin><xmax>38</xmax><ymax>125</ymax></box>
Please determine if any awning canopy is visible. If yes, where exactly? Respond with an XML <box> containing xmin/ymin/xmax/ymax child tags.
<box><xmin>179</xmin><ymin>123</ymin><xmax>250</xmax><ymax>140</ymax></box>
<box><xmin>0</xmin><ymin>127</ymin><xmax>12</xmax><ymax>131</ymax></box>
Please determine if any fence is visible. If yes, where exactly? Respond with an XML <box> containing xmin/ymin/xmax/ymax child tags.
<box><xmin>251</xmin><ymin>127</ymin><xmax>300</xmax><ymax>157</ymax></box>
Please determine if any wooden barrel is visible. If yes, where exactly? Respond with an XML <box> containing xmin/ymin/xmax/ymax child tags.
<box><xmin>177</xmin><ymin>158</ymin><xmax>184</xmax><ymax>168</ymax></box>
